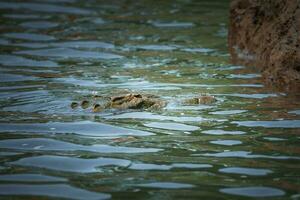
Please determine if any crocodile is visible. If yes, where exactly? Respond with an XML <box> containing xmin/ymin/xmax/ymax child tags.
<box><xmin>70</xmin><ymin>93</ymin><xmax>216</xmax><ymax>112</ymax></box>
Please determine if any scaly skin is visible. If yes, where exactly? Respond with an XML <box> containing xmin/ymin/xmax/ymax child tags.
<box><xmin>71</xmin><ymin>93</ymin><xmax>216</xmax><ymax>112</ymax></box>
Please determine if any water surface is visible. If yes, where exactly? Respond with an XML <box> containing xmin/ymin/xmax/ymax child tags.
<box><xmin>0</xmin><ymin>0</ymin><xmax>299</xmax><ymax>199</ymax></box>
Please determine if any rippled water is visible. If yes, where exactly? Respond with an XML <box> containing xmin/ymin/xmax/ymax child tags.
<box><xmin>0</xmin><ymin>0</ymin><xmax>299</xmax><ymax>199</ymax></box>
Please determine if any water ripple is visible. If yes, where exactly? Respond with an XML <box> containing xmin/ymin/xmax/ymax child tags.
<box><xmin>220</xmin><ymin>186</ymin><xmax>285</xmax><ymax>197</ymax></box>
<box><xmin>0</xmin><ymin>2</ymin><xmax>93</xmax><ymax>15</ymax></box>
<box><xmin>15</xmin><ymin>48</ymin><xmax>123</xmax><ymax>60</ymax></box>
<box><xmin>11</xmin><ymin>155</ymin><xmax>131</xmax><ymax>173</ymax></box>
<box><xmin>233</xmin><ymin>120</ymin><xmax>300</xmax><ymax>128</ymax></box>
<box><xmin>0</xmin><ymin>138</ymin><xmax>162</xmax><ymax>153</ymax></box>
<box><xmin>0</xmin><ymin>121</ymin><xmax>154</xmax><ymax>137</ymax></box>
<box><xmin>0</xmin><ymin>184</ymin><xmax>111</xmax><ymax>200</ymax></box>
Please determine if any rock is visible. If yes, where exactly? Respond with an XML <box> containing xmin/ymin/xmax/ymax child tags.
<box><xmin>229</xmin><ymin>0</ymin><xmax>300</xmax><ymax>91</ymax></box>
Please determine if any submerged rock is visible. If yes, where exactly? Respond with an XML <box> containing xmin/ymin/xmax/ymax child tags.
<box><xmin>229</xmin><ymin>0</ymin><xmax>300</xmax><ymax>91</ymax></box>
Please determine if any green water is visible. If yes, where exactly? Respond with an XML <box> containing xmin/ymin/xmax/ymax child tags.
<box><xmin>0</xmin><ymin>0</ymin><xmax>299</xmax><ymax>199</ymax></box>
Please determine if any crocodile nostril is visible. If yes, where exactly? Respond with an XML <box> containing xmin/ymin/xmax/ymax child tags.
<box><xmin>70</xmin><ymin>102</ymin><xmax>79</xmax><ymax>109</ymax></box>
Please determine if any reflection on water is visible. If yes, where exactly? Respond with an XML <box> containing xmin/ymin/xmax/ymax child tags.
<box><xmin>0</xmin><ymin>2</ymin><xmax>92</xmax><ymax>15</ymax></box>
<box><xmin>233</xmin><ymin>120</ymin><xmax>300</xmax><ymax>128</ymax></box>
<box><xmin>0</xmin><ymin>55</ymin><xmax>58</xmax><ymax>67</ymax></box>
<box><xmin>202</xmin><ymin>130</ymin><xmax>245</xmax><ymax>135</ymax></box>
<box><xmin>129</xmin><ymin>162</ymin><xmax>212</xmax><ymax>171</ymax></box>
<box><xmin>0</xmin><ymin>138</ymin><xmax>162</xmax><ymax>153</ymax></box>
<box><xmin>218</xmin><ymin>167</ymin><xmax>273</xmax><ymax>176</ymax></box>
<box><xmin>0</xmin><ymin>73</ymin><xmax>37</xmax><ymax>82</ymax></box>
<box><xmin>151</xmin><ymin>21</ymin><xmax>195</xmax><ymax>28</ymax></box>
<box><xmin>0</xmin><ymin>184</ymin><xmax>111</xmax><ymax>200</ymax></box>
<box><xmin>0</xmin><ymin>174</ymin><xmax>67</xmax><ymax>182</ymax></box>
<box><xmin>20</xmin><ymin>21</ymin><xmax>59</xmax><ymax>29</ymax></box>
<box><xmin>210</xmin><ymin>140</ymin><xmax>242</xmax><ymax>146</ymax></box>
<box><xmin>11</xmin><ymin>155</ymin><xmax>131</xmax><ymax>173</ymax></box>
<box><xmin>200</xmin><ymin>151</ymin><xmax>300</xmax><ymax>160</ymax></box>
<box><xmin>144</xmin><ymin>122</ymin><xmax>199</xmax><ymax>131</ymax></box>
<box><xmin>0</xmin><ymin>121</ymin><xmax>154</xmax><ymax>136</ymax></box>
<box><xmin>15</xmin><ymin>48</ymin><xmax>123</xmax><ymax>60</ymax></box>
<box><xmin>220</xmin><ymin>186</ymin><xmax>285</xmax><ymax>197</ymax></box>
<box><xmin>0</xmin><ymin>0</ymin><xmax>299</xmax><ymax>199</ymax></box>
<box><xmin>105</xmin><ymin>112</ymin><xmax>206</xmax><ymax>122</ymax></box>
<box><xmin>136</xmin><ymin>182</ymin><xmax>195</xmax><ymax>189</ymax></box>
<box><xmin>3</xmin><ymin>32</ymin><xmax>56</xmax><ymax>41</ymax></box>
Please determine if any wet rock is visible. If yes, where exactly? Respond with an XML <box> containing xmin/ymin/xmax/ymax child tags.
<box><xmin>229</xmin><ymin>0</ymin><xmax>300</xmax><ymax>91</ymax></box>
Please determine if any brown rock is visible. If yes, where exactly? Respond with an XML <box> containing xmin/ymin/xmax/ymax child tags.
<box><xmin>229</xmin><ymin>0</ymin><xmax>300</xmax><ymax>91</ymax></box>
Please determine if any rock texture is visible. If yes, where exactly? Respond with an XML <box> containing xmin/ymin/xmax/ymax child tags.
<box><xmin>229</xmin><ymin>0</ymin><xmax>300</xmax><ymax>91</ymax></box>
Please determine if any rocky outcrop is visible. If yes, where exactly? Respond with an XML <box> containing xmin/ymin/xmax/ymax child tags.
<box><xmin>229</xmin><ymin>0</ymin><xmax>300</xmax><ymax>91</ymax></box>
